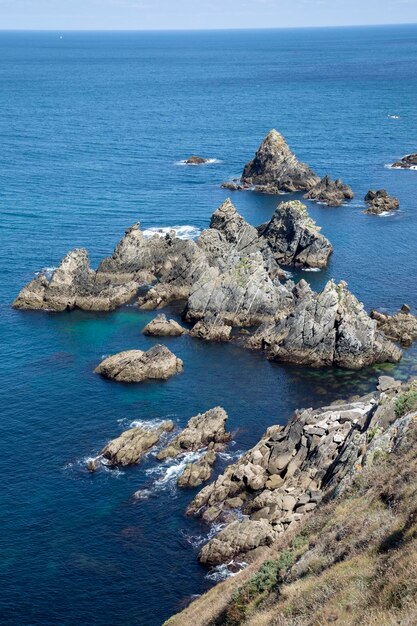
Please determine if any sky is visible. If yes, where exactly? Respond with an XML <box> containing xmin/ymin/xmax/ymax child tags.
<box><xmin>0</xmin><ymin>0</ymin><xmax>416</xmax><ymax>30</ymax></box>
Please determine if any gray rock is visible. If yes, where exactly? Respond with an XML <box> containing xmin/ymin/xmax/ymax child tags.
<box><xmin>371</xmin><ymin>308</ymin><xmax>417</xmax><ymax>347</ymax></box>
<box><xmin>94</xmin><ymin>344</ymin><xmax>183</xmax><ymax>382</ymax></box>
<box><xmin>185</xmin><ymin>156</ymin><xmax>210</xmax><ymax>165</ymax></box>
<box><xmin>304</xmin><ymin>175</ymin><xmax>354</xmax><ymax>207</ymax></box>
<box><xmin>391</xmin><ymin>153</ymin><xmax>417</xmax><ymax>169</ymax></box>
<box><xmin>364</xmin><ymin>189</ymin><xmax>399</xmax><ymax>215</ymax></box>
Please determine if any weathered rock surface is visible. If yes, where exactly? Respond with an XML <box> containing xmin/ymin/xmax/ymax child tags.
<box><xmin>13</xmin><ymin>249</ymin><xmax>140</xmax><ymax>311</ymax></box>
<box><xmin>188</xmin><ymin>377</ymin><xmax>412</xmax><ymax>565</ymax></box>
<box><xmin>100</xmin><ymin>420</ymin><xmax>174</xmax><ymax>467</ymax></box>
<box><xmin>258</xmin><ymin>200</ymin><xmax>333</xmax><ymax>268</ymax></box>
<box><xmin>247</xmin><ymin>279</ymin><xmax>402</xmax><ymax>368</ymax></box>
<box><xmin>238</xmin><ymin>129</ymin><xmax>320</xmax><ymax>193</ymax></box>
<box><xmin>94</xmin><ymin>344</ymin><xmax>183</xmax><ymax>382</ymax></box>
<box><xmin>303</xmin><ymin>175</ymin><xmax>354</xmax><ymax>207</ymax></box>
<box><xmin>185</xmin><ymin>156</ymin><xmax>210</xmax><ymax>165</ymax></box>
<box><xmin>371</xmin><ymin>306</ymin><xmax>417</xmax><ymax>346</ymax></box>
<box><xmin>364</xmin><ymin>189</ymin><xmax>399</xmax><ymax>214</ymax></box>
<box><xmin>391</xmin><ymin>153</ymin><xmax>417</xmax><ymax>169</ymax></box>
<box><xmin>189</xmin><ymin>316</ymin><xmax>232</xmax><ymax>342</ymax></box>
<box><xmin>177</xmin><ymin>450</ymin><xmax>217</xmax><ymax>488</ymax></box>
<box><xmin>142</xmin><ymin>314</ymin><xmax>188</xmax><ymax>337</ymax></box>
<box><xmin>157</xmin><ymin>407</ymin><xmax>230</xmax><ymax>460</ymax></box>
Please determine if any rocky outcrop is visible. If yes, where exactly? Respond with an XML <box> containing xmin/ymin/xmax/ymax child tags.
<box><xmin>189</xmin><ymin>316</ymin><xmax>232</xmax><ymax>342</ymax></box>
<box><xmin>157</xmin><ymin>407</ymin><xmax>230</xmax><ymax>460</ymax></box>
<box><xmin>247</xmin><ymin>279</ymin><xmax>402</xmax><ymax>368</ymax></box>
<box><xmin>303</xmin><ymin>175</ymin><xmax>354</xmax><ymax>207</ymax></box>
<box><xmin>391</xmin><ymin>153</ymin><xmax>417</xmax><ymax>169</ymax></box>
<box><xmin>371</xmin><ymin>305</ymin><xmax>417</xmax><ymax>346</ymax></box>
<box><xmin>258</xmin><ymin>200</ymin><xmax>333</xmax><ymax>268</ymax></box>
<box><xmin>142</xmin><ymin>314</ymin><xmax>188</xmax><ymax>337</ymax></box>
<box><xmin>364</xmin><ymin>189</ymin><xmax>399</xmax><ymax>214</ymax></box>
<box><xmin>13</xmin><ymin>249</ymin><xmax>140</xmax><ymax>311</ymax></box>
<box><xmin>94</xmin><ymin>344</ymin><xmax>183</xmax><ymax>382</ymax></box>
<box><xmin>187</xmin><ymin>377</ymin><xmax>411</xmax><ymax>566</ymax></box>
<box><xmin>177</xmin><ymin>450</ymin><xmax>217</xmax><ymax>488</ymax></box>
<box><xmin>100</xmin><ymin>420</ymin><xmax>174</xmax><ymax>467</ymax></box>
<box><xmin>237</xmin><ymin>130</ymin><xmax>320</xmax><ymax>193</ymax></box>
<box><xmin>185</xmin><ymin>156</ymin><xmax>210</xmax><ymax>164</ymax></box>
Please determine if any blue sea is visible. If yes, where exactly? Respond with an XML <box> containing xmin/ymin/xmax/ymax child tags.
<box><xmin>1</xmin><ymin>25</ymin><xmax>417</xmax><ymax>626</ymax></box>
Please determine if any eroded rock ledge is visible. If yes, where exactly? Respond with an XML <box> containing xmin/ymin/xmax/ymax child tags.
<box><xmin>187</xmin><ymin>376</ymin><xmax>415</xmax><ymax>567</ymax></box>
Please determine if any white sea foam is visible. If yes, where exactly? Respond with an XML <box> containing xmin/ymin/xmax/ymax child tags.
<box><xmin>35</xmin><ymin>266</ymin><xmax>57</xmax><ymax>280</ymax></box>
<box><xmin>138</xmin><ymin>449</ymin><xmax>206</xmax><ymax>497</ymax></box>
<box><xmin>388</xmin><ymin>115</ymin><xmax>400</xmax><ymax>119</ymax></box>
<box><xmin>302</xmin><ymin>267</ymin><xmax>321</xmax><ymax>272</ymax></box>
<box><xmin>142</xmin><ymin>225</ymin><xmax>201</xmax><ymax>240</ymax></box>
<box><xmin>386</xmin><ymin>163</ymin><xmax>417</xmax><ymax>171</ymax></box>
<box><xmin>175</xmin><ymin>158</ymin><xmax>221</xmax><ymax>166</ymax></box>
<box><xmin>63</xmin><ymin>455</ymin><xmax>125</xmax><ymax>478</ymax></box>
<box><xmin>182</xmin><ymin>521</ymin><xmax>228</xmax><ymax>551</ymax></box>
<box><xmin>206</xmin><ymin>560</ymin><xmax>248</xmax><ymax>582</ymax></box>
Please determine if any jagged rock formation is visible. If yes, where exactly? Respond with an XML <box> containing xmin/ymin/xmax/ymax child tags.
<box><xmin>177</xmin><ymin>449</ymin><xmax>217</xmax><ymax>488</ymax></box>
<box><xmin>364</xmin><ymin>189</ymin><xmax>399</xmax><ymax>214</ymax></box>
<box><xmin>234</xmin><ymin>130</ymin><xmax>320</xmax><ymax>193</ymax></box>
<box><xmin>94</xmin><ymin>344</ymin><xmax>183</xmax><ymax>382</ymax></box>
<box><xmin>247</xmin><ymin>279</ymin><xmax>401</xmax><ymax>368</ymax></box>
<box><xmin>257</xmin><ymin>200</ymin><xmax>333</xmax><ymax>268</ymax></box>
<box><xmin>12</xmin><ymin>249</ymin><xmax>140</xmax><ymax>311</ymax></box>
<box><xmin>186</xmin><ymin>376</ymin><xmax>413</xmax><ymax>567</ymax></box>
<box><xmin>142</xmin><ymin>314</ymin><xmax>188</xmax><ymax>337</ymax></box>
<box><xmin>371</xmin><ymin>305</ymin><xmax>417</xmax><ymax>346</ymax></box>
<box><xmin>303</xmin><ymin>175</ymin><xmax>354</xmax><ymax>207</ymax></box>
<box><xmin>391</xmin><ymin>153</ymin><xmax>417</xmax><ymax>169</ymax></box>
<box><xmin>157</xmin><ymin>407</ymin><xmax>230</xmax><ymax>460</ymax></box>
<box><xmin>99</xmin><ymin>421</ymin><xmax>174</xmax><ymax>467</ymax></box>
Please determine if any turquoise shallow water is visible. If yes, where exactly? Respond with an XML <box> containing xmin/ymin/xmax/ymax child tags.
<box><xmin>1</xmin><ymin>26</ymin><xmax>417</xmax><ymax>625</ymax></box>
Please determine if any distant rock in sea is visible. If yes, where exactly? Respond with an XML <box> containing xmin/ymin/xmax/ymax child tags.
<box><xmin>364</xmin><ymin>189</ymin><xmax>399</xmax><ymax>214</ymax></box>
<box><xmin>221</xmin><ymin>130</ymin><xmax>354</xmax><ymax>206</ymax></box>
<box><xmin>142</xmin><ymin>314</ymin><xmax>188</xmax><ymax>337</ymax></box>
<box><xmin>184</xmin><ymin>155</ymin><xmax>211</xmax><ymax>165</ymax></box>
<box><xmin>94</xmin><ymin>344</ymin><xmax>183</xmax><ymax>382</ymax></box>
<box><xmin>371</xmin><ymin>305</ymin><xmax>417</xmax><ymax>346</ymax></box>
<box><xmin>391</xmin><ymin>153</ymin><xmax>417</xmax><ymax>169</ymax></box>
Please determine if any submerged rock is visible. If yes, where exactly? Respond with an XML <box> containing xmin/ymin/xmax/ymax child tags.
<box><xmin>303</xmin><ymin>175</ymin><xmax>354</xmax><ymax>207</ymax></box>
<box><xmin>391</xmin><ymin>153</ymin><xmax>417</xmax><ymax>169</ymax></box>
<box><xmin>258</xmin><ymin>200</ymin><xmax>333</xmax><ymax>268</ymax></box>
<box><xmin>364</xmin><ymin>189</ymin><xmax>399</xmax><ymax>214</ymax></box>
<box><xmin>142</xmin><ymin>314</ymin><xmax>188</xmax><ymax>337</ymax></box>
<box><xmin>371</xmin><ymin>306</ymin><xmax>417</xmax><ymax>346</ymax></box>
<box><xmin>239</xmin><ymin>129</ymin><xmax>320</xmax><ymax>193</ymax></box>
<box><xmin>248</xmin><ymin>279</ymin><xmax>402</xmax><ymax>369</ymax></box>
<box><xmin>94</xmin><ymin>344</ymin><xmax>184</xmax><ymax>382</ymax></box>
<box><xmin>100</xmin><ymin>421</ymin><xmax>174</xmax><ymax>467</ymax></box>
<box><xmin>157</xmin><ymin>407</ymin><xmax>230</xmax><ymax>460</ymax></box>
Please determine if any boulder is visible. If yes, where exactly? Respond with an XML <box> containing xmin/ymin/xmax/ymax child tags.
<box><xmin>142</xmin><ymin>314</ymin><xmax>188</xmax><ymax>337</ymax></box>
<box><xmin>371</xmin><ymin>308</ymin><xmax>417</xmax><ymax>346</ymax></box>
<box><xmin>303</xmin><ymin>175</ymin><xmax>354</xmax><ymax>207</ymax></box>
<box><xmin>185</xmin><ymin>156</ymin><xmax>210</xmax><ymax>164</ymax></box>
<box><xmin>364</xmin><ymin>190</ymin><xmax>399</xmax><ymax>215</ymax></box>
<box><xmin>258</xmin><ymin>200</ymin><xmax>333</xmax><ymax>268</ymax></box>
<box><xmin>100</xmin><ymin>420</ymin><xmax>174</xmax><ymax>466</ymax></box>
<box><xmin>239</xmin><ymin>130</ymin><xmax>320</xmax><ymax>193</ymax></box>
<box><xmin>198</xmin><ymin>519</ymin><xmax>276</xmax><ymax>565</ymax></box>
<box><xmin>94</xmin><ymin>344</ymin><xmax>183</xmax><ymax>382</ymax></box>
<box><xmin>157</xmin><ymin>407</ymin><xmax>230</xmax><ymax>460</ymax></box>
<box><xmin>177</xmin><ymin>450</ymin><xmax>217</xmax><ymax>488</ymax></box>
<box><xmin>391</xmin><ymin>153</ymin><xmax>417</xmax><ymax>169</ymax></box>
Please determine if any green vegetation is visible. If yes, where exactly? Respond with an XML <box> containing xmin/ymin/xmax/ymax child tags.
<box><xmin>395</xmin><ymin>384</ymin><xmax>417</xmax><ymax>417</ymax></box>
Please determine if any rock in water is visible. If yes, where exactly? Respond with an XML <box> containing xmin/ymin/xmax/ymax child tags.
<box><xmin>142</xmin><ymin>314</ymin><xmax>188</xmax><ymax>337</ymax></box>
<box><xmin>239</xmin><ymin>129</ymin><xmax>320</xmax><ymax>193</ymax></box>
<box><xmin>364</xmin><ymin>189</ymin><xmax>399</xmax><ymax>214</ymax></box>
<box><xmin>371</xmin><ymin>307</ymin><xmax>417</xmax><ymax>346</ymax></box>
<box><xmin>248</xmin><ymin>279</ymin><xmax>402</xmax><ymax>368</ymax></box>
<box><xmin>100</xmin><ymin>421</ymin><xmax>174</xmax><ymax>466</ymax></box>
<box><xmin>157</xmin><ymin>407</ymin><xmax>230</xmax><ymax>460</ymax></box>
<box><xmin>13</xmin><ymin>249</ymin><xmax>140</xmax><ymax>311</ymax></box>
<box><xmin>184</xmin><ymin>156</ymin><xmax>210</xmax><ymax>164</ymax></box>
<box><xmin>304</xmin><ymin>175</ymin><xmax>354</xmax><ymax>207</ymax></box>
<box><xmin>258</xmin><ymin>200</ymin><xmax>333</xmax><ymax>268</ymax></box>
<box><xmin>94</xmin><ymin>344</ymin><xmax>183</xmax><ymax>382</ymax></box>
<box><xmin>391</xmin><ymin>153</ymin><xmax>417</xmax><ymax>169</ymax></box>
<box><xmin>177</xmin><ymin>450</ymin><xmax>217</xmax><ymax>488</ymax></box>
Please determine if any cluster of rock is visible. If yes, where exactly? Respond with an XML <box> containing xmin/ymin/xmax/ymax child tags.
<box><xmin>391</xmin><ymin>153</ymin><xmax>417</xmax><ymax>169</ymax></box>
<box><xmin>91</xmin><ymin>407</ymin><xmax>230</xmax><ymax>489</ymax></box>
<box><xmin>94</xmin><ymin>344</ymin><xmax>183</xmax><ymax>383</ymax></box>
<box><xmin>371</xmin><ymin>305</ymin><xmax>417</xmax><ymax>347</ymax></box>
<box><xmin>364</xmin><ymin>189</ymin><xmax>399</xmax><ymax>215</ymax></box>
<box><xmin>222</xmin><ymin>130</ymin><xmax>354</xmax><ymax>207</ymax></box>
<box><xmin>14</xmin><ymin>196</ymin><xmax>405</xmax><ymax>370</ymax></box>
<box><xmin>187</xmin><ymin>376</ymin><xmax>412</xmax><ymax>566</ymax></box>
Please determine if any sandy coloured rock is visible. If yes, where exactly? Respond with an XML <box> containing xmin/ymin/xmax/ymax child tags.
<box><xmin>142</xmin><ymin>314</ymin><xmax>188</xmax><ymax>337</ymax></box>
<box><xmin>371</xmin><ymin>306</ymin><xmax>417</xmax><ymax>346</ymax></box>
<box><xmin>94</xmin><ymin>344</ymin><xmax>183</xmax><ymax>382</ymax></box>
<box><xmin>100</xmin><ymin>420</ymin><xmax>174</xmax><ymax>467</ymax></box>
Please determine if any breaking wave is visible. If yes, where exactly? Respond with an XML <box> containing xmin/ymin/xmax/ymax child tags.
<box><xmin>175</xmin><ymin>158</ymin><xmax>221</xmax><ymax>166</ymax></box>
<box><xmin>302</xmin><ymin>267</ymin><xmax>321</xmax><ymax>272</ymax></box>
<box><xmin>142</xmin><ymin>225</ymin><xmax>201</xmax><ymax>240</ymax></box>
<box><xmin>35</xmin><ymin>266</ymin><xmax>57</xmax><ymax>280</ymax></box>
<box><xmin>205</xmin><ymin>560</ymin><xmax>248</xmax><ymax>582</ymax></box>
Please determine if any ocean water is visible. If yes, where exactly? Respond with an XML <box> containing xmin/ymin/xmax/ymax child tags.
<box><xmin>1</xmin><ymin>26</ymin><xmax>417</xmax><ymax>625</ymax></box>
